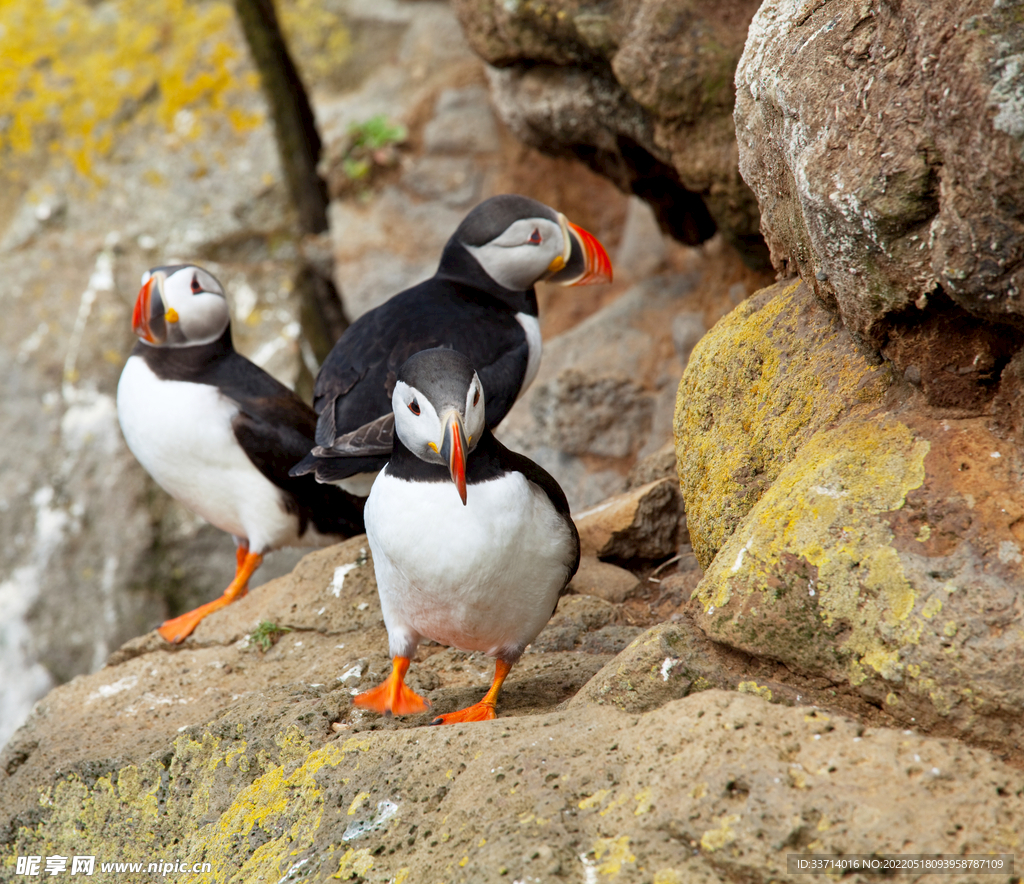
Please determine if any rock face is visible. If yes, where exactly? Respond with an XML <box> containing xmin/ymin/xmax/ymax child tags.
<box><xmin>676</xmin><ymin>278</ymin><xmax>1024</xmax><ymax>756</ymax></box>
<box><xmin>735</xmin><ymin>0</ymin><xmax>1024</xmax><ymax>343</ymax></box>
<box><xmin>451</xmin><ymin>0</ymin><xmax>770</xmax><ymax>266</ymax></box>
<box><xmin>5</xmin><ymin>539</ymin><xmax>1023</xmax><ymax>883</ymax></box>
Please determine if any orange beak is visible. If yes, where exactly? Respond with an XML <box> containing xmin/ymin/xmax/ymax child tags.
<box><xmin>132</xmin><ymin>274</ymin><xmax>165</xmax><ymax>344</ymax></box>
<box><xmin>547</xmin><ymin>217</ymin><xmax>613</xmax><ymax>286</ymax></box>
<box><xmin>438</xmin><ymin>411</ymin><xmax>468</xmax><ymax>505</ymax></box>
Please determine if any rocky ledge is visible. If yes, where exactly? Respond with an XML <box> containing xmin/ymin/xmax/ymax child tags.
<box><xmin>2</xmin><ymin>527</ymin><xmax>1022</xmax><ymax>882</ymax></box>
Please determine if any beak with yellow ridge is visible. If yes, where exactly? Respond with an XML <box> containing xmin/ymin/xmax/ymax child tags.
<box><xmin>546</xmin><ymin>214</ymin><xmax>614</xmax><ymax>286</ymax></box>
<box><xmin>132</xmin><ymin>271</ymin><xmax>171</xmax><ymax>344</ymax></box>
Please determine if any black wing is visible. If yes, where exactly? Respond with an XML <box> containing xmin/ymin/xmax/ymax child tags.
<box><xmin>212</xmin><ymin>354</ymin><xmax>366</xmax><ymax>536</ymax></box>
<box><xmin>311</xmin><ymin>279</ymin><xmax>531</xmax><ymax>451</ymax></box>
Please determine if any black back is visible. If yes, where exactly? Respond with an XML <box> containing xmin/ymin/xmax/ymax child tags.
<box><xmin>135</xmin><ymin>330</ymin><xmax>364</xmax><ymax>537</ymax></box>
<box><xmin>304</xmin><ymin>244</ymin><xmax>537</xmax><ymax>477</ymax></box>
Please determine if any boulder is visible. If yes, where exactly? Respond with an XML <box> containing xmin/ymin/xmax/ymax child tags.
<box><xmin>499</xmin><ymin>262</ymin><xmax>768</xmax><ymax>510</ymax></box>
<box><xmin>575</xmin><ymin>479</ymin><xmax>683</xmax><ymax>564</ymax></box>
<box><xmin>676</xmin><ymin>278</ymin><xmax>1024</xmax><ymax>755</ymax></box>
<box><xmin>675</xmin><ymin>278</ymin><xmax>893</xmax><ymax>569</ymax></box>
<box><xmin>567</xmin><ymin>556</ymin><xmax>641</xmax><ymax>605</ymax></box>
<box><xmin>452</xmin><ymin>0</ymin><xmax>770</xmax><ymax>266</ymax></box>
<box><xmin>735</xmin><ymin>0</ymin><xmax>1024</xmax><ymax>343</ymax></box>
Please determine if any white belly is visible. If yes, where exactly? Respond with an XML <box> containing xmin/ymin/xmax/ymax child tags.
<box><xmin>365</xmin><ymin>469</ymin><xmax>574</xmax><ymax>659</ymax></box>
<box><xmin>116</xmin><ymin>355</ymin><xmax>308</xmax><ymax>552</ymax></box>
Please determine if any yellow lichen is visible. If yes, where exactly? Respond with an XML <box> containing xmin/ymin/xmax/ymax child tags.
<box><xmin>578</xmin><ymin>789</ymin><xmax>611</xmax><ymax>810</ymax></box>
<box><xmin>737</xmin><ymin>681</ymin><xmax>774</xmax><ymax>701</ymax></box>
<box><xmin>348</xmin><ymin>791</ymin><xmax>371</xmax><ymax>815</ymax></box>
<box><xmin>699</xmin><ymin>814</ymin><xmax>740</xmax><ymax>851</ymax></box>
<box><xmin>694</xmin><ymin>411</ymin><xmax>929</xmax><ymax>688</ymax></box>
<box><xmin>0</xmin><ymin>0</ymin><xmax>262</xmax><ymax>181</ymax></box>
<box><xmin>675</xmin><ymin>279</ymin><xmax>893</xmax><ymax>568</ymax></box>
<box><xmin>335</xmin><ymin>848</ymin><xmax>374</xmax><ymax>879</ymax></box>
<box><xmin>592</xmin><ymin>835</ymin><xmax>636</xmax><ymax>874</ymax></box>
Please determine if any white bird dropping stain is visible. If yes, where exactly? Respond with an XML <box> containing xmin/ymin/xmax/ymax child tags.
<box><xmin>329</xmin><ymin>562</ymin><xmax>358</xmax><ymax>597</ymax></box>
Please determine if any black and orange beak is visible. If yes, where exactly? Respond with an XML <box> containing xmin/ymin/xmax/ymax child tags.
<box><xmin>547</xmin><ymin>215</ymin><xmax>613</xmax><ymax>286</ymax></box>
<box><xmin>438</xmin><ymin>411</ymin><xmax>468</xmax><ymax>505</ymax></box>
<box><xmin>132</xmin><ymin>273</ymin><xmax>168</xmax><ymax>344</ymax></box>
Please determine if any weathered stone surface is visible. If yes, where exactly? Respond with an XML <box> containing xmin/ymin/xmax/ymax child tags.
<box><xmin>735</xmin><ymin>0</ymin><xmax>1024</xmax><ymax>342</ymax></box>
<box><xmin>575</xmin><ymin>478</ymin><xmax>683</xmax><ymax>564</ymax></box>
<box><xmin>6</xmin><ymin>666</ymin><xmax>1024</xmax><ymax>884</ymax></box>
<box><xmin>676</xmin><ymin>278</ymin><xmax>1024</xmax><ymax>755</ymax></box>
<box><xmin>675</xmin><ymin>278</ymin><xmax>893</xmax><ymax>569</ymax></box>
<box><xmin>567</xmin><ymin>556</ymin><xmax>641</xmax><ymax>604</ymax></box>
<box><xmin>453</xmin><ymin>0</ymin><xmax>770</xmax><ymax>265</ymax></box>
<box><xmin>5</xmin><ymin>522</ymin><xmax>1024</xmax><ymax>881</ymax></box>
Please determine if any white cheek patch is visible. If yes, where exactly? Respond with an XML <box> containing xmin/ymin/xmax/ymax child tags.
<box><xmin>465</xmin><ymin>218</ymin><xmax>563</xmax><ymax>292</ymax></box>
<box><xmin>392</xmin><ymin>381</ymin><xmax>444</xmax><ymax>463</ymax></box>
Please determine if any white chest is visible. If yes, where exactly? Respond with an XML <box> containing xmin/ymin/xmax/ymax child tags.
<box><xmin>365</xmin><ymin>469</ymin><xmax>573</xmax><ymax>656</ymax></box>
<box><xmin>515</xmin><ymin>312</ymin><xmax>542</xmax><ymax>396</ymax></box>
<box><xmin>116</xmin><ymin>356</ymin><xmax>300</xmax><ymax>550</ymax></box>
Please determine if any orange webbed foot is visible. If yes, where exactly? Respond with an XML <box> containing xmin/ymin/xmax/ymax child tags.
<box><xmin>430</xmin><ymin>701</ymin><xmax>497</xmax><ymax>726</ymax></box>
<box><xmin>430</xmin><ymin>658</ymin><xmax>513</xmax><ymax>726</ymax></box>
<box><xmin>156</xmin><ymin>548</ymin><xmax>262</xmax><ymax>643</ymax></box>
<box><xmin>353</xmin><ymin>656</ymin><xmax>431</xmax><ymax>716</ymax></box>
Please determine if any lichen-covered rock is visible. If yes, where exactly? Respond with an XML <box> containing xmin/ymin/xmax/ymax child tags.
<box><xmin>5</xmin><ymin>531</ymin><xmax>1024</xmax><ymax>880</ymax></box>
<box><xmin>6</xmin><ymin>683</ymin><xmax>1024</xmax><ymax>883</ymax></box>
<box><xmin>452</xmin><ymin>0</ymin><xmax>770</xmax><ymax>265</ymax></box>
<box><xmin>675</xmin><ymin>278</ymin><xmax>893</xmax><ymax>569</ymax></box>
<box><xmin>735</xmin><ymin>0</ymin><xmax>1024</xmax><ymax>342</ymax></box>
<box><xmin>676</xmin><ymin>279</ymin><xmax>1024</xmax><ymax>754</ymax></box>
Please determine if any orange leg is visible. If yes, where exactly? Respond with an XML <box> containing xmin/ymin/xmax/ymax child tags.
<box><xmin>353</xmin><ymin>656</ymin><xmax>431</xmax><ymax>717</ymax></box>
<box><xmin>157</xmin><ymin>546</ymin><xmax>264</xmax><ymax>644</ymax></box>
<box><xmin>431</xmin><ymin>658</ymin><xmax>513</xmax><ymax>725</ymax></box>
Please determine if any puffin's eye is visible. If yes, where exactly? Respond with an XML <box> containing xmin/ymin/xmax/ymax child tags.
<box><xmin>190</xmin><ymin>273</ymin><xmax>203</xmax><ymax>294</ymax></box>
<box><xmin>528</xmin><ymin>228</ymin><xmax>542</xmax><ymax>245</ymax></box>
<box><xmin>472</xmin><ymin>388</ymin><xmax>480</xmax><ymax>407</ymax></box>
<box><xmin>408</xmin><ymin>399</ymin><xmax>420</xmax><ymax>416</ymax></box>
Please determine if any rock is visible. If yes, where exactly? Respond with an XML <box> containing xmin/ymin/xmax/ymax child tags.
<box><xmin>735</xmin><ymin>0</ymin><xmax>1024</xmax><ymax>342</ymax></box>
<box><xmin>575</xmin><ymin>478</ymin><xmax>682</xmax><ymax>564</ymax></box>
<box><xmin>677</xmin><ymin>278</ymin><xmax>1024</xmax><ymax>755</ymax></box>
<box><xmin>6</xmin><ymin>663</ymin><xmax>1024</xmax><ymax>882</ymax></box>
<box><xmin>567</xmin><ymin>556</ymin><xmax>640</xmax><ymax>604</ymax></box>
<box><xmin>675</xmin><ymin>278</ymin><xmax>893</xmax><ymax>569</ymax></box>
<box><xmin>422</xmin><ymin>85</ymin><xmax>501</xmax><ymax>154</ymax></box>
<box><xmin>625</xmin><ymin>440</ymin><xmax>679</xmax><ymax>489</ymax></box>
<box><xmin>530</xmin><ymin>369</ymin><xmax>655</xmax><ymax>458</ymax></box>
<box><xmin>499</xmin><ymin>272</ymin><xmax>708</xmax><ymax>509</ymax></box>
<box><xmin>453</xmin><ymin>0</ymin><xmax>771</xmax><ymax>267</ymax></box>
<box><xmin>672</xmin><ymin>310</ymin><xmax>706</xmax><ymax>368</ymax></box>
<box><xmin>613</xmin><ymin>195</ymin><xmax>668</xmax><ymax>279</ymax></box>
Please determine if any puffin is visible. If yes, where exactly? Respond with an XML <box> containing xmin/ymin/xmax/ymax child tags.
<box><xmin>354</xmin><ymin>348</ymin><xmax>580</xmax><ymax>724</ymax></box>
<box><xmin>291</xmin><ymin>194</ymin><xmax>612</xmax><ymax>494</ymax></box>
<box><xmin>116</xmin><ymin>264</ymin><xmax>365</xmax><ymax>643</ymax></box>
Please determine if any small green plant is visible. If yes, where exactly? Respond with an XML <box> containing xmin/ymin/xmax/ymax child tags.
<box><xmin>336</xmin><ymin>114</ymin><xmax>407</xmax><ymax>184</ymax></box>
<box><xmin>248</xmin><ymin>621</ymin><xmax>292</xmax><ymax>652</ymax></box>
